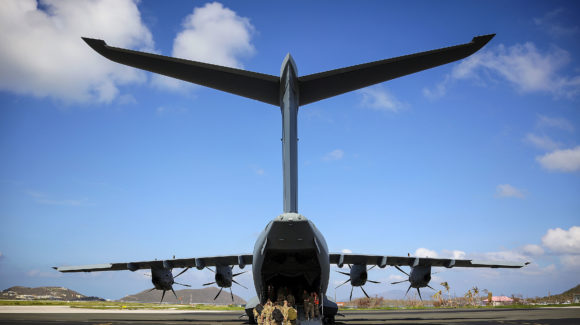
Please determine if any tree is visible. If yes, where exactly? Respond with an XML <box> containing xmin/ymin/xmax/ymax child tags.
<box><xmin>441</xmin><ymin>282</ymin><xmax>451</xmax><ymax>306</ymax></box>
<box><xmin>472</xmin><ymin>287</ymin><xmax>479</xmax><ymax>306</ymax></box>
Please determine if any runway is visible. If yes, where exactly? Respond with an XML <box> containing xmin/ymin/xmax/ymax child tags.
<box><xmin>1</xmin><ymin>306</ymin><xmax>579</xmax><ymax>324</ymax></box>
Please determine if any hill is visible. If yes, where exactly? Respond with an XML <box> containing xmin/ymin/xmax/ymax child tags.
<box><xmin>537</xmin><ymin>284</ymin><xmax>580</xmax><ymax>303</ymax></box>
<box><xmin>119</xmin><ymin>287</ymin><xmax>246</xmax><ymax>305</ymax></box>
<box><xmin>0</xmin><ymin>286</ymin><xmax>105</xmax><ymax>301</ymax></box>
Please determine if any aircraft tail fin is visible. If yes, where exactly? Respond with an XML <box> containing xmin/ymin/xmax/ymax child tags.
<box><xmin>298</xmin><ymin>34</ymin><xmax>495</xmax><ymax>106</ymax></box>
<box><xmin>82</xmin><ymin>38</ymin><xmax>280</xmax><ymax>106</ymax></box>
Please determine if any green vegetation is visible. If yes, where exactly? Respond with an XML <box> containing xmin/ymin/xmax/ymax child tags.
<box><xmin>0</xmin><ymin>300</ymin><xmax>243</xmax><ymax>310</ymax></box>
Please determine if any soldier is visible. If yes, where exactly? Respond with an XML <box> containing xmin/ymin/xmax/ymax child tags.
<box><xmin>286</xmin><ymin>292</ymin><xmax>295</xmax><ymax>307</ymax></box>
<box><xmin>312</xmin><ymin>292</ymin><xmax>320</xmax><ymax>319</ymax></box>
<box><xmin>253</xmin><ymin>303</ymin><xmax>264</xmax><ymax>325</ymax></box>
<box><xmin>271</xmin><ymin>302</ymin><xmax>284</xmax><ymax>325</ymax></box>
<box><xmin>302</xmin><ymin>290</ymin><xmax>313</xmax><ymax>320</ymax></box>
<box><xmin>262</xmin><ymin>299</ymin><xmax>273</xmax><ymax>325</ymax></box>
<box><xmin>286</xmin><ymin>301</ymin><xmax>298</xmax><ymax>325</ymax></box>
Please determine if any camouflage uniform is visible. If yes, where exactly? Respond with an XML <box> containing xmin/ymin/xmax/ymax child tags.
<box><xmin>312</xmin><ymin>292</ymin><xmax>320</xmax><ymax>318</ymax></box>
<box><xmin>271</xmin><ymin>305</ymin><xmax>283</xmax><ymax>325</ymax></box>
<box><xmin>262</xmin><ymin>301</ymin><xmax>273</xmax><ymax>325</ymax></box>
<box><xmin>253</xmin><ymin>304</ymin><xmax>263</xmax><ymax>325</ymax></box>
<box><xmin>302</xmin><ymin>291</ymin><xmax>313</xmax><ymax>320</ymax></box>
<box><xmin>286</xmin><ymin>293</ymin><xmax>295</xmax><ymax>306</ymax></box>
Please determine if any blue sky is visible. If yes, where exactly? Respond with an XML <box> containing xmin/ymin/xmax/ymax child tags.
<box><xmin>1</xmin><ymin>0</ymin><xmax>579</xmax><ymax>301</ymax></box>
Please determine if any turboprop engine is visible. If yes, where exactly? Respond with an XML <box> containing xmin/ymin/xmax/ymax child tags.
<box><xmin>336</xmin><ymin>264</ymin><xmax>380</xmax><ymax>300</ymax></box>
<box><xmin>203</xmin><ymin>265</ymin><xmax>247</xmax><ymax>301</ymax></box>
<box><xmin>147</xmin><ymin>266</ymin><xmax>191</xmax><ymax>303</ymax></box>
<box><xmin>391</xmin><ymin>265</ymin><xmax>434</xmax><ymax>300</ymax></box>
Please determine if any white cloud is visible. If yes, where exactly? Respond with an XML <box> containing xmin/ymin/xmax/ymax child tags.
<box><xmin>524</xmin><ymin>133</ymin><xmax>561</xmax><ymax>151</ymax></box>
<box><xmin>537</xmin><ymin>115</ymin><xmax>574</xmax><ymax>132</ymax></box>
<box><xmin>495</xmin><ymin>184</ymin><xmax>526</xmax><ymax>199</ymax></box>
<box><xmin>255</xmin><ymin>168</ymin><xmax>265</xmax><ymax>176</ymax></box>
<box><xmin>542</xmin><ymin>226</ymin><xmax>580</xmax><ymax>254</ymax></box>
<box><xmin>0</xmin><ymin>0</ymin><xmax>153</xmax><ymax>104</ymax></box>
<box><xmin>414</xmin><ymin>248</ymin><xmax>438</xmax><ymax>258</ymax></box>
<box><xmin>441</xmin><ymin>250</ymin><xmax>466</xmax><ymax>260</ymax></box>
<box><xmin>323</xmin><ymin>149</ymin><xmax>344</xmax><ymax>161</ymax></box>
<box><xmin>341</xmin><ymin>249</ymin><xmax>352</xmax><ymax>254</ymax></box>
<box><xmin>425</xmin><ymin>42</ymin><xmax>580</xmax><ymax>99</ymax></box>
<box><xmin>536</xmin><ymin>146</ymin><xmax>580</xmax><ymax>172</ymax></box>
<box><xmin>358</xmin><ymin>85</ymin><xmax>404</xmax><ymax>112</ymax></box>
<box><xmin>153</xmin><ymin>2</ymin><xmax>255</xmax><ymax>91</ymax></box>
<box><xmin>534</xmin><ymin>8</ymin><xmax>580</xmax><ymax>38</ymax></box>
<box><xmin>560</xmin><ymin>255</ymin><xmax>580</xmax><ymax>269</ymax></box>
<box><xmin>27</xmin><ymin>269</ymin><xmax>62</xmax><ymax>278</ymax></box>
<box><xmin>521</xmin><ymin>244</ymin><xmax>544</xmax><ymax>256</ymax></box>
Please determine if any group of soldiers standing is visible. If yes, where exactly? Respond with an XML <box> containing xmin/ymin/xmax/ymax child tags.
<box><xmin>253</xmin><ymin>287</ymin><xmax>321</xmax><ymax>325</ymax></box>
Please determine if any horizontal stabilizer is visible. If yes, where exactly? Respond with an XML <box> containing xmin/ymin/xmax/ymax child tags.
<box><xmin>298</xmin><ymin>34</ymin><xmax>495</xmax><ymax>105</ymax></box>
<box><xmin>82</xmin><ymin>38</ymin><xmax>280</xmax><ymax>105</ymax></box>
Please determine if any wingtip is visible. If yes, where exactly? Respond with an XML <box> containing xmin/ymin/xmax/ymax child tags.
<box><xmin>81</xmin><ymin>37</ymin><xmax>107</xmax><ymax>51</ymax></box>
<box><xmin>471</xmin><ymin>33</ymin><xmax>496</xmax><ymax>46</ymax></box>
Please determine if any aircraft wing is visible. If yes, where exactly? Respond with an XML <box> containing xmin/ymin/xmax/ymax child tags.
<box><xmin>53</xmin><ymin>254</ymin><xmax>253</xmax><ymax>273</ymax></box>
<box><xmin>81</xmin><ymin>38</ymin><xmax>280</xmax><ymax>106</ymax></box>
<box><xmin>299</xmin><ymin>34</ymin><xmax>495</xmax><ymax>105</ymax></box>
<box><xmin>329</xmin><ymin>253</ymin><xmax>527</xmax><ymax>269</ymax></box>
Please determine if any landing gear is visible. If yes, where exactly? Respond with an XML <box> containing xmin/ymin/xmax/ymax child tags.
<box><xmin>323</xmin><ymin>315</ymin><xmax>335</xmax><ymax>324</ymax></box>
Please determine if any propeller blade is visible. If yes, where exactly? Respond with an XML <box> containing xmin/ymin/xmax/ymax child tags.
<box><xmin>160</xmin><ymin>290</ymin><xmax>166</xmax><ymax>304</ymax></box>
<box><xmin>368</xmin><ymin>265</ymin><xmax>376</xmax><ymax>271</ymax></box>
<box><xmin>214</xmin><ymin>287</ymin><xmax>223</xmax><ymax>300</ymax></box>
<box><xmin>367</xmin><ymin>280</ymin><xmax>380</xmax><ymax>284</ymax></box>
<box><xmin>205</xmin><ymin>267</ymin><xmax>215</xmax><ymax>273</ymax></box>
<box><xmin>232</xmin><ymin>279</ymin><xmax>248</xmax><ymax>289</ymax></box>
<box><xmin>405</xmin><ymin>285</ymin><xmax>412</xmax><ymax>296</ymax></box>
<box><xmin>349</xmin><ymin>286</ymin><xmax>354</xmax><ymax>301</ymax></box>
<box><xmin>203</xmin><ymin>281</ymin><xmax>216</xmax><ymax>286</ymax></box>
<box><xmin>336</xmin><ymin>278</ymin><xmax>351</xmax><ymax>289</ymax></box>
<box><xmin>417</xmin><ymin>288</ymin><xmax>423</xmax><ymax>301</ymax></box>
<box><xmin>230</xmin><ymin>287</ymin><xmax>234</xmax><ymax>302</ymax></box>
<box><xmin>147</xmin><ymin>287</ymin><xmax>156</xmax><ymax>292</ymax></box>
<box><xmin>361</xmin><ymin>286</ymin><xmax>370</xmax><ymax>299</ymax></box>
<box><xmin>174</xmin><ymin>267</ymin><xmax>190</xmax><ymax>279</ymax></box>
<box><xmin>175</xmin><ymin>282</ymin><xmax>191</xmax><ymax>287</ymax></box>
<box><xmin>348</xmin><ymin>264</ymin><xmax>351</xmax><ymax>269</ymax></box>
<box><xmin>336</xmin><ymin>271</ymin><xmax>351</xmax><ymax>276</ymax></box>
<box><xmin>391</xmin><ymin>280</ymin><xmax>409</xmax><ymax>285</ymax></box>
<box><xmin>171</xmin><ymin>287</ymin><xmax>178</xmax><ymax>299</ymax></box>
<box><xmin>232</xmin><ymin>271</ymin><xmax>247</xmax><ymax>277</ymax></box>
<box><xmin>395</xmin><ymin>265</ymin><xmax>409</xmax><ymax>276</ymax></box>
<box><xmin>427</xmin><ymin>284</ymin><xmax>436</xmax><ymax>291</ymax></box>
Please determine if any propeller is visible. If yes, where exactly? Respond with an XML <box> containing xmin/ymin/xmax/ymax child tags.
<box><xmin>145</xmin><ymin>266</ymin><xmax>192</xmax><ymax>304</ymax></box>
<box><xmin>202</xmin><ymin>266</ymin><xmax>247</xmax><ymax>301</ymax></box>
<box><xmin>335</xmin><ymin>264</ymin><xmax>380</xmax><ymax>301</ymax></box>
<box><xmin>391</xmin><ymin>265</ymin><xmax>435</xmax><ymax>301</ymax></box>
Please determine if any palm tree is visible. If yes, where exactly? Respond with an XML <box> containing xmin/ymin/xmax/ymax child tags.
<box><xmin>464</xmin><ymin>289</ymin><xmax>473</xmax><ymax>306</ymax></box>
<box><xmin>441</xmin><ymin>282</ymin><xmax>450</xmax><ymax>306</ymax></box>
<box><xmin>472</xmin><ymin>287</ymin><xmax>479</xmax><ymax>306</ymax></box>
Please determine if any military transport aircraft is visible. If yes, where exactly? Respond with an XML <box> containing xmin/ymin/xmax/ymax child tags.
<box><xmin>54</xmin><ymin>34</ymin><xmax>527</xmax><ymax>324</ymax></box>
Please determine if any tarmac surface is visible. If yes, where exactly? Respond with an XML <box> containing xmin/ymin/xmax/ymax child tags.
<box><xmin>1</xmin><ymin>306</ymin><xmax>580</xmax><ymax>324</ymax></box>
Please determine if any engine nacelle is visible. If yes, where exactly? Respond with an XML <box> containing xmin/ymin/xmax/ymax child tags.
<box><xmin>349</xmin><ymin>264</ymin><xmax>368</xmax><ymax>287</ymax></box>
<box><xmin>409</xmin><ymin>265</ymin><xmax>431</xmax><ymax>288</ymax></box>
<box><xmin>215</xmin><ymin>265</ymin><xmax>234</xmax><ymax>288</ymax></box>
<box><xmin>151</xmin><ymin>266</ymin><xmax>174</xmax><ymax>290</ymax></box>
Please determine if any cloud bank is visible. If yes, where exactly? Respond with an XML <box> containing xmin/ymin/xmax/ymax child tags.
<box><xmin>0</xmin><ymin>0</ymin><xmax>153</xmax><ymax>104</ymax></box>
<box><xmin>153</xmin><ymin>2</ymin><xmax>256</xmax><ymax>91</ymax></box>
<box><xmin>424</xmin><ymin>42</ymin><xmax>580</xmax><ymax>99</ymax></box>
